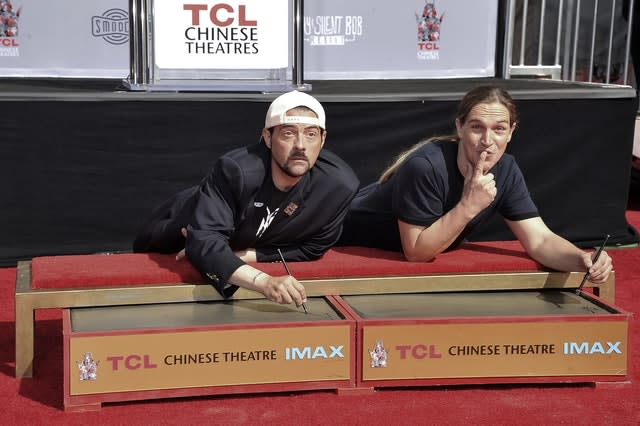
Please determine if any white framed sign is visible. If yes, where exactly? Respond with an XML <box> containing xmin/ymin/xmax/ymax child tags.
<box><xmin>153</xmin><ymin>0</ymin><xmax>289</xmax><ymax>70</ymax></box>
<box><xmin>0</xmin><ymin>0</ymin><xmax>497</xmax><ymax>81</ymax></box>
<box><xmin>0</xmin><ymin>0</ymin><xmax>129</xmax><ymax>78</ymax></box>
<box><xmin>303</xmin><ymin>0</ymin><xmax>498</xmax><ymax>79</ymax></box>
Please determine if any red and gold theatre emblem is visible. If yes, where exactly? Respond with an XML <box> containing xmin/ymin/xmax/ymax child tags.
<box><xmin>284</xmin><ymin>202</ymin><xmax>298</xmax><ymax>216</ymax></box>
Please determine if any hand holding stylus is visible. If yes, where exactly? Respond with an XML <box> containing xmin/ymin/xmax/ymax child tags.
<box><xmin>278</xmin><ymin>249</ymin><xmax>309</xmax><ymax>313</ymax></box>
<box><xmin>576</xmin><ymin>234</ymin><xmax>610</xmax><ymax>294</ymax></box>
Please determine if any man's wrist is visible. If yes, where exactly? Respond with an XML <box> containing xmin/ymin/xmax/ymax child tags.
<box><xmin>456</xmin><ymin>200</ymin><xmax>478</xmax><ymax>221</ymax></box>
<box><xmin>252</xmin><ymin>271</ymin><xmax>265</xmax><ymax>286</ymax></box>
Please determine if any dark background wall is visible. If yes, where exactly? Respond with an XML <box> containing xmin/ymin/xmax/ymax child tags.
<box><xmin>1</xmin><ymin>79</ymin><xmax>637</xmax><ymax>265</ymax></box>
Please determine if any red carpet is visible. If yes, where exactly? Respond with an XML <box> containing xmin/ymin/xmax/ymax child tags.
<box><xmin>1</xmin><ymin>197</ymin><xmax>639</xmax><ymax>424</ymax></box>
<box><xmin>30</xmin><ymin>241</ymin><xmax>542</xmax><ymax>290</ymax></box>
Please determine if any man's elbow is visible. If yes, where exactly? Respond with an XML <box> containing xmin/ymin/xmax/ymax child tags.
<box><xmin>299</xmin><ymin>247</ymin><xmax>326</xmax><ymax>261</ymax></box>
<box><xmin>305</xmin><ymin>252</ymin><xmax>324</xmax><ymax>261</ymax></box>
<box><xmin>403</xmin><ymin>249</ymin><xmax>436</xmax><ymax>263</ymax></box>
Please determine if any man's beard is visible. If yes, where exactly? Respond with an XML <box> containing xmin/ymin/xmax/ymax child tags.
<box><xmin>274</xmin><ymin>152</ymin><xmax>310</xmax><ymax>178</ymax></box>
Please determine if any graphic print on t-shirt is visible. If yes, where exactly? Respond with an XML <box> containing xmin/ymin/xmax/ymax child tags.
<box><xmin>256</xmin><ymin>206</ymin><xmax>280</xmax><ymax>238</ymax></box>
<box><xmin>251</xmin><ymin>178</ymin><xmax>289</xmax><ymax>240</ymax></box>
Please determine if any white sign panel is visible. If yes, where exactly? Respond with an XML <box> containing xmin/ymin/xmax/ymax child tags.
<box><xmin>0</xmin><ymin>0</ymin><xmax>129</xmax><ymax>78</ymax></box>
<box><xmin>303</xmin><ymin>0</ymin><xmax>497</xmax><ymax>79</ymax></box>
<box><xmin>153</xmin><ymin>0</ymin><xmax>289</xmax><ymax>70</ymax></box>
<box><xmin>0</xmin><ymin>0</ymin><xmax>496</xmax><ymax>81</ymax></box>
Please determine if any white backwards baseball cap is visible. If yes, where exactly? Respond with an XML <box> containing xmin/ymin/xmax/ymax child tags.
<box><xmin>264</xmin><ymin>90</ymin><xmax>326</xmax><ymax>130</ymax></box>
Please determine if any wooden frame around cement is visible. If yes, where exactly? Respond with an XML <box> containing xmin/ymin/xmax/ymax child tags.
<box><xmin>14</xmin><ymin>259</ymin><xmax>615</xmax><ymax>378</ymax></box>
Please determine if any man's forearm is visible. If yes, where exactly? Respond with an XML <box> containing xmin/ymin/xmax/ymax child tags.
<box><xmin>528</xmin><ymin>234</ymin><xmax>588</xmax><ymax>272</ymax></box>
<box><xmin>228</xmin><ymin>263</ymin><xmax>269</xmax><ymax>293</ymax></box>
<box><xmin>403</xmin><ymin>203</ymin><xmax>475</xmax><ymax>262</ymax></box>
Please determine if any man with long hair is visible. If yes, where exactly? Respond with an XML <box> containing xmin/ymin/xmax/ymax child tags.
<box><xmin>340</xmin><ymin>85</ymin><xmax>612</xmax><ymax>284</ymax></box>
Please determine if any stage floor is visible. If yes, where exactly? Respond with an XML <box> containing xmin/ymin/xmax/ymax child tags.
<box><xmin>0</xmin><ymin>77</ymin><xmax>635</xmax><ymax>102</ymax></box>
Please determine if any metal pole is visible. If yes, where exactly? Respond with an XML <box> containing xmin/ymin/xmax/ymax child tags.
<box><xmin>292</xmin><ymin>0</ymin><xmax>304</xmax><ymax>88</ymax></box>
<box><xmin>571</xmin><ymin>0</ymin><xmax>581</xmax><ymax>80</ymax></box>
<box><xmin>554</xmin><ymin>0</ymin><xmax>564</xmax><ymax>66</ymax></box>
<box><xmin>520</xmin><ymin>0</ymin><xmax>529</xmax><ymax>65</ymax></box>
<box><xmin>537</xmin><ymin>0</ymin><xmax>546</xmax><ymax>65</ymax></box>
<box><xmin>141</xmin><ymin>0</ymin><xmax>150</xmax><ymax>86</ymax></box>
<box><xmin>503</xmin><ymin>0</ymin><xmax>516</xmax><ymax>78</ymax></box>
<box><xmin>605</xmin><ymin>0</ymin><xmax>617</xmax><ymax>84</ymax></box>
<box><xmin>623</xmin><ymin>0</ymin><xmax>635</xmax><ymax>84</ymax></box>
<box><xmin>562</xmin><ymin>0</ymin><xmax>574</xmax><ymax>80</ymax></box>
<box><xmin>588</xmin><ymin>0</ymin><xmax>598</xmax><ymax>82</ymax></box>
<box><xmin>127</xmin><ymin>0</ymin><xmax>150</xmax><ymax>88</ymax></box>
<box><xmin>128</xmin><ymin>0</ymin><xmax>139</xmax><ymax>86</ymax></box>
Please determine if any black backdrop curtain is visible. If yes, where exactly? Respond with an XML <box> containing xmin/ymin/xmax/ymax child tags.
<box><xmin>1</xmin><ymin>82</ymin><xmax>637</xmax><ymax>265</ymax></box>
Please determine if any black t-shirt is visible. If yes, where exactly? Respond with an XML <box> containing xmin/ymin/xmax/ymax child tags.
<box><xmin>133</xmin><ymin>143</ymin><xmax>360</xmax><ymax>298</ymax></box>
<box><xmin>340</xmin><ymin>139</ymin><xmax>539</xmax><ymax>252</ymax></box>
<box><xmin>248</xmin><ymin>179</ymin><xmax>289</xmax><ymax>240</ymax></box>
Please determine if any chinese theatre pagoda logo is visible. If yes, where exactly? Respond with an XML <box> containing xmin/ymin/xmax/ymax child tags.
<box><xmin>77</xmin><ymin>352</ymin><xmax>99</xmax><ymax>381</ymax></box>
<box><xmin>0</xmin><ymin>0</ymin><xmax>20</xmax><ymax>56</ymax></box>
<box><xmin>369</xmin><ymin>340</ymin><xmax>388</xmax><ymax>368</ymax></box>
<box><xmin>416</xmin><ymin>0</ymin><xmax>444</xmax><ymax>60</ymax></box>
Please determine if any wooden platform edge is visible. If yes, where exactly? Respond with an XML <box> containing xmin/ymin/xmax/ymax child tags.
<box><xmin>15</xmin><ymin>259</ymin><xmax>616</xmax><ymax>379</ymax></box>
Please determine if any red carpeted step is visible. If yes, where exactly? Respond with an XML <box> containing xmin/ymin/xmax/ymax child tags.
<box><xmin>30</xmin><ymin>241</ymin><xmax>543</xmax><ymax>290</ymax></box>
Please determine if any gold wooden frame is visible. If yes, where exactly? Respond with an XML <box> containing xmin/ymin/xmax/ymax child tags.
<box><xmin>15</xmin><ymin>260</ymin><xmax>615</xmax><ymax>378</ymax></box>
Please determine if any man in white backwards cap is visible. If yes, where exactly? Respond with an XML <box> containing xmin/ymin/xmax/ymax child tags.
<box><xmin>134</xmin><ymin>91</ymin><xmax>359</xmax><ymax>307</ymax></box>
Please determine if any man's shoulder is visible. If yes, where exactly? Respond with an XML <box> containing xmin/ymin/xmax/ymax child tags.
<box><xmin>205</xmin><ymin>144</ymin><xmax>269</xmax><ymax>191</ymax></box>
<box><xmin>405</xmin><ymin>139</ymin><xmax>455</xmax><ymax>172</ymax></box>
<box><xmin>317</xmin><ymin>148</ymin><xmax>352</xmax><ymax>166</ymax></box>
<box><xmin>220</xmin><ymin>143</ymin><xmax>267</xmax><ymax>163</ymax></box>
<box><xmin>216</xmin><ymin>144</ymin><xmax>269</xmax><ymax>173</ymax></box>
<box><xmin>314</xmin><ymin>149</ymin><xmax>359</xmax><ymax>190</ymax></box>
<box><xmin>496</xmin><ymin>152</ymin><xmax>520</xmax><ymax>172</ymax></box>
<box><xmin>494</xmin><ymin>153</ymin><xmax>527</xmax><ymax>187</ymax></box>
<box><xmin>423</xmin><ymin>139</ymin><xmax>456</xmax><ymax>156</ymax></box>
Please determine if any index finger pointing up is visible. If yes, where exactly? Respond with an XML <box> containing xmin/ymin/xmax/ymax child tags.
<box><xmin>475</xmin><ymin>151</ymin><xmax>488</xmax><ymax>177</ymax></box>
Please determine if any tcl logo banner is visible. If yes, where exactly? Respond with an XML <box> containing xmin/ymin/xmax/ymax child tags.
<box><xmin>154</xmin><ymin>1</ymin><xmax>289</xmax><ymax>69</ymax></box>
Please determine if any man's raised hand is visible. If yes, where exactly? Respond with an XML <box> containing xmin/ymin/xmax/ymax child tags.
<box><xmin>460</xmin><ymin>151</ymin><xmax>497</xmax><ymax>218</ymax></box>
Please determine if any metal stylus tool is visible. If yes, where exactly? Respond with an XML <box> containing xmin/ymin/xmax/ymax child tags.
<box><xmin>575</xmin><ymin>234</ymin><xmax>610</xmax><ymax>294</ymax></box>
<box><xmin>277</xmin><ymin>249</ymin><xmax>308</xmax><ymax>313</ymax></box>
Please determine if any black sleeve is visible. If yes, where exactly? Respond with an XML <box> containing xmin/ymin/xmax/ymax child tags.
<box><xmin>498</xmin><ymin>158</ymin><xmax>539</xmax><ymax>221</ymax></box>
<box><xmin>391</xmin><ymin>156</ymin><xmax>445</xmax><ymax>227</ymax></box>
<box><xmin>132</xmin><ymin>186</ymin><xmax>198</xmax><ymax>254</ymax></box>
<box><xmin>184</xmin><ymin>156</ymin><xmax>247</xmax><ymax>298</ymax></box>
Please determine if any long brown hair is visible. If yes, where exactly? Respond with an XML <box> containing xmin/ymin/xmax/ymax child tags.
<box><xmin>378</xmin><ymin>86</ymin><xmax>518</xmax><ymax>183</ymax></box>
